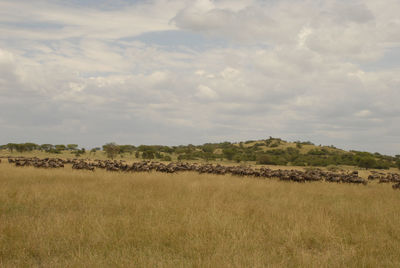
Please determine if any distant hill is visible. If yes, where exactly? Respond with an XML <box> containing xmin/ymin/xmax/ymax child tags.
<box><xmin>1</xmin><ymin>138</ymin><xmax>400</xmax><ymax>170</ymax></box>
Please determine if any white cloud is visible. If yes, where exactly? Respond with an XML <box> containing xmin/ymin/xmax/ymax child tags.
<box><xmin>0</xmin><ymin>0</ymin><xmax>399</xmax><ymax>155</ymax></box>
<box><xmin>195</xmin><ymin>84</ymin><xmax>218</xmax><ymax>100</ymax></box>
<box><xmin>354</xmin><ymin>110</ymin><xmax>372</xmax><ymax>117</ymax></box>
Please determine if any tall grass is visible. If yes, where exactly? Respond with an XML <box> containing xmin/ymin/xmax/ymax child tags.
<box><xmin>1</xmin><ymin>163</ymin><xmax>400</xmax><ymax>267</ymax></box>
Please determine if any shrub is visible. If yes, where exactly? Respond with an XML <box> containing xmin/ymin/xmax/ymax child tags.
<box><xmin>267</xmin><ymin>149</ymin><xmax>285</xmax><ymax>155</ymax></box>
<box><xmin>373</xmin><ymin>160</ymin><xmax>390</xmax><ymax>170</ymax></box>
<box><xmin>142</xmin><ymin>151</ymin><xmax>155</xmax><ymax>159</ymax></box>
<box><xmin>233</xmin><ymin>154</ymin><xmax>242</xmax><ymax>163</ymax></box>
<box><xmin>163</xmin><ymin>155</ymin><xmax>172</xmax><ymax>161</ymax></box>
<box><xmin>256</xmin><ymin>155</ymin><xmax>273</xmax><ymax>165</ymax></box>
<box><xmin>222</xmin><ymin>148</ymin><xmax>237</xmax><ymax>160</ymax></box>
<box><xmin>307</xmin><ymin>149</ymin><xmax>326</xmax><ymax>155</ymax></box>
<box><xmin>357</xmin><ymin>157</ymin><xmax>376</xmax><ymax>169</ymax></box>
<box><xmin>73</xmin><ymin>148</ymin><xmax>85</xmax><ymax>157</ymax></box>
<box><xmin>177</xmin><ymin>154</ymin><xmax>196</xmax><ymax>161</ymax></box>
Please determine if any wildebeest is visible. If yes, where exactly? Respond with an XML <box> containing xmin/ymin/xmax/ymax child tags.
<box><xmin>5</xmin><ymin>157</ymin><xmax>384</xmax><ymax>187</ymax></box>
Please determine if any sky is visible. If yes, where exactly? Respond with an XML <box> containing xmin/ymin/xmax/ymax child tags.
<box><xmin>0</xmin><ymin>0</ymin><xmax>399</xmax><ymax>155</ymax></box>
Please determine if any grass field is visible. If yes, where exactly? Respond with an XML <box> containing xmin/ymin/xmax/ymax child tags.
<box><xmin>1</xmin><ymin>163</ymin><xmax>400</xmax><ymax>267</ymax></box>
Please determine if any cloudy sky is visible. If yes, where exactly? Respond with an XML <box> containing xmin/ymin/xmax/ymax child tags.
<box><xmin>1</xmin><ymin>0</ymin><xmax>399</xmax><ymax>154</ymax></box>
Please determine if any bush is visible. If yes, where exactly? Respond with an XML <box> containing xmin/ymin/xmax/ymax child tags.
<box><xmin>373</xmin><ymin>161</ymin><xmax>390</xmax><ymax>170</ymax></box>
<box><xmin>49</xmin><ymin>149</ymin><xmax>61</xmax><ymax>154</ymax></box>
<box><xmin>267</xmin><ymin>149</ymin><xmax>285</xmax><ymax>155</ymax></box>
<box><xmin>177</xmin><ymin>154</ymin><xmax>196</xmax><ymax>161</ymax></box>
<box><xmin>286</xmin><ymin>147</ymin><xmax>300</xmax><ymax>155</ymax></box>
<box><xmin>256</xmin><ymin>155</ymin><xmax>274</xmax><ymax>165</ymax></box>
<box><xmin>73</xmin><ymin>148</ymin><xmax>85</xmax><ymax>157</ymax></box>
<box><xmin>142</xmin><ymin>151</ymin><xmax>155</xmax><ymax>159</ymax></box>
<box><xmin>233</xmin><ymin>154</ymin><xmax>242</xmax><ymax>163</ymax></box>
<box><xmin>201</xmin><ymin>144</ymin><xmax>215</xmax><ymax>153</ymax></box>
<box><xmin>307</xmin><ymin>149</ymin><xmax>326</xmax><ymax>155</ymax></box>
<box><xmin>222</xmin><ymin>148</ymin><xmax>237</xmax><ymax>160</ymax></box>
<box><xmin>357</xmin><ymin>157</ymin><xmax>376</xmax><ymax>169</ymax></box>
<box><xmin>163</xmin><ymin>155</ymin><xmax>172</xmax><ymax>161</ymax></box>
<box><xmin>202</xmin><ymin>152</ymin><xmax>217</xmax><ymax>161</ymax></box>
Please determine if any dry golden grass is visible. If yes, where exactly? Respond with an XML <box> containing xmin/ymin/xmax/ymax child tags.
<box><xmin>1</xmin><ymin>163</ymin><xmax>400</xmax><ymax>267</ymax></box>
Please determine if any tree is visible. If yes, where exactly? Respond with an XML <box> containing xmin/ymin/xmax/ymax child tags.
<box><xmin>67</xmin><ymin>144</ymin><xmax>78</xmax><ymax>151</ymax></box>
<box><xmin>74</xmin><ymin>148</ymin><xmax>85</xmax><ymax>157</ymax></box>
<box><xmin>55</xmin><ymin>144</ymin><xmax>66</xmax><ymax>151</ymax></box>
<box><xmin>103</xmin><ymin>143</ymin><xmax>120</xmax><ymax>159</ymax></box>
<box><xmin>396</xmin><ymin>160</ymin><xmax>400</xmax><ymax>170</ymax></box>
<box><xmin>40</xmin><ymin>144</ymin><xmax>54</xmax><ymax>152</ymax></box>
<box><xmin>357</xmin><ymin>157</ymin><xmax>376</xmax><ymax>169</ymax></box>
<box><xmin>119</xmin><ymin>145</ymin><xmax>135</xmax><ymax>155</ymax></box>
<box><xmin>6</xmin><ymin>143</ymin><xmax>17</xmax><ymax>152</ymax></box>
<box><xmin>202</xmin><ymin>144</ymin><xmax>215</xmax><ymax>153</ymax></box>
<box><xmin>15</xmin><ymin>144</ymin><xmax>27</xmax><ymax>152</ymax></box>
<box><xmin>23</xmin><ymin>143</ymin><xmax>38</xmax><ymax>151</ymax></box>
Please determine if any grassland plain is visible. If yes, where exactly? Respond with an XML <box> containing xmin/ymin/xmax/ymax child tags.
<box><xmin>1</xmin><ymin>162</ymin><xmax>400</xmax><ymax>267</ymax></box>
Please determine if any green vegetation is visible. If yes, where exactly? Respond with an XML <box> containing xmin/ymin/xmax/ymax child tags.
<box><xmin>102</xmin><ymin>143</ymin><xmax>120</xmax><ymax>159</ymax></box>
<box><xmin>1</xmin><ymin>137</ymin><xmax>398</xmax><ymax>169</ymax></box>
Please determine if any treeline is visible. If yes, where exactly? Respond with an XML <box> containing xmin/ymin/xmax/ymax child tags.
<box><xmin>2</xmin><ymin>138</ymin><xmax>400</xmax><ymax>170</ymax></box>
<box><xmin>256</xmin><ymin>148</ymin><xmax>399</xmax><ymax>169</ymax></box>
<box><xmin>0</xmin><ymin>143</ymin><xmax>88</xmax><ymax>156</ymax></box>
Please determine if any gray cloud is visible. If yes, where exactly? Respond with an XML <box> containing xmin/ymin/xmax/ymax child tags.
<box><xmin>0</xmin><ymin>0</ymin><xmax>399</xmax><ymax>155</ymax></box>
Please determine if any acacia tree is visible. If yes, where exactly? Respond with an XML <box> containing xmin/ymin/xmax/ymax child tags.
<box><xmin>103</xmin><ymin>143</ymin><xmax>120</xmax><ymax>159</ymax></box>
<box><xmin>55</xmin><ymin>144</ymin><xmax>66</xmax><ymax>151</ymax></box>
<box><xmin>6</xmin><ymin>143</ymin><xmax>17</xmax><ymax>152</ymax></box>
<box><xmin>67</xmin><ymin>144</ymin><xmax>78</xmax><ymax>151</ymax></box>
<box><xmin>40</xmin><ymin>144</ymin><xmax>54</xmax><ymax>152</ymax></box>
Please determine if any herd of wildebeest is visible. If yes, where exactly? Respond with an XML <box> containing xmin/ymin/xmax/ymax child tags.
<box><xmin>2</xmin><ymin>156</ymin><xmax>400</xmax><ymax>190</ymax></box>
